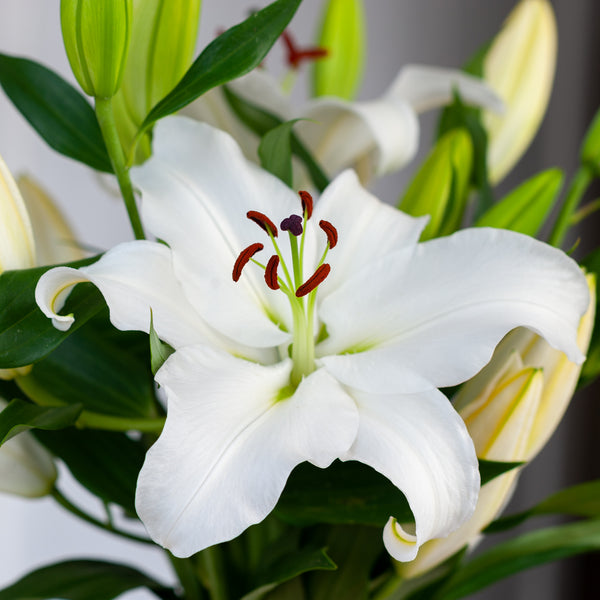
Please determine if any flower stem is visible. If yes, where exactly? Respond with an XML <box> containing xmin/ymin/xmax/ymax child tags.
<box><xmin>95</xmin><ymin>96</ymin><xmax>145</xmax><ymax>240</ymax></box>
<box><xmin>198</xmin><ymin>546</ymin><xmax>229</xmax><ymax>600</ymax></box>
<box><xmin>548</xmin><ymin>166</ymin><xmax>593</xmax><ymax>248</ymax></box>
<box><xmin>168</xmin><ymin>555</ymin><xmax>206</xmax><ymax>600</ymax></box>
<box><xmin>51</xmin><ymin>487</ymin><xmax>154</xmax><ymax>545</ymax></box>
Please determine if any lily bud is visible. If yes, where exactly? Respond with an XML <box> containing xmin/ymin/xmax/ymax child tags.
<box><xmin>0</xmin><ymin>400</ymin><xmax>57</xmax><ymax>497</ymax></box>
<box><xmin>398</xmin><ymin>128</ymin><xmax>472</xmax><ymax>241</ymax></box>
<box><xmin>401</xmin><ymin>273</ymin><xmax>595</xmax><ymax>578</ymax></box>
<box><xmin>475</xmin><ymin>168</ymin><xmax>563</xmax><ymax>237</ymax></box>
<box><xmin>112</xmin><ymin>0</ymin><xmax>201</xmax><ymax>160</ymax></box>
<box><xmin>60</xmin><ymin>0</ymin><xmax>133</xmax><ymax>98</ymax></box>
<box><xmin>580</xmin><ymin>106</ymin><xmax>600</xmax><ymax>177</ymax></box>
<box><xmin>313</xmin><ymin>0</ymin><xmax>366</xmax><ymax>100</ymax></box>
<box><xmin>482</xmin><ymin>0</ymin><xmax>557</xmax><ymax>184</ymax></box>
<box><xmin>0</xmin><ymin>156</ymin><xmax>36</xmax><ymax>379</ymax></box>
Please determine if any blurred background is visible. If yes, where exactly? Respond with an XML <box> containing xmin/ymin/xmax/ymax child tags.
<box><xmin>0</xmin><ymin>1</ymin><xmax>598</xmax><ymax>598</ymax></box>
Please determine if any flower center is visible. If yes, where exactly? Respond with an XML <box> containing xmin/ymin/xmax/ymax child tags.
<box><xmin>232</xmin><ymin>191</ymin><xmax>338</xmax><ymax>387</ymax></box>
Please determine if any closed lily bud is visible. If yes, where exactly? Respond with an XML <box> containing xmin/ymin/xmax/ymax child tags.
<box><xmin>112</xmin><ymin>0</ymin><xmax>201</xmax><ymax>159</ymax></box>
<box><xmin>401</xmin><ymin>273</ymin><xmax>595</xmax><ymax>578</ymax></box>
<box><xmin>482</xmin><ymin>0</ymin><xmax>557</xmax><ymax>184</ymax></box>
<box><xmin>475</xmin><ymin>168</ymin><xmax>563</xmax><ymax>237</ymax></box>
<box><xmin>0</xmin><ymin>156</ymin><xmax>36</xmax><ymax>379</ymax></box>
<box><xmin>398</xmin><ymin>128</ymin><xmax>472</xmax><ymax>241</ymax></box>
<box><xmin>61</xmin><ymin>0</ymin><xmax>133</xmax><ymax>98</ymax></box>
<box><xmin>0</xmin><ymin>400</ymin><xmax>57</xmax><ymax>497</ymax></box>
<box><xmin>313</xmin><ymin>0</ymin><xmax>366</xmax><ymax>100</ymax></box>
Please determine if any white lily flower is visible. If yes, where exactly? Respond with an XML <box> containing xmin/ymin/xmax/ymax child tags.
<box><xmin>184</xmin><ymin>64</ymin><xmax>503</xmax><ymax>184</ymax></box>
<box><xmin>0</xmin><ymin>399</ymin><xmax>57</xmax><ymax>497</ymax></box>
<box><xmin>36</xmin><ymin>118</ymin><xmax>587</xmax><ymax>560</ymax></box>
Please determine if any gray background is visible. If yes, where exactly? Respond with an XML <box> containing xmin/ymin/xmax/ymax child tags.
<box><xmin>0</xmin><ymin>1</ymin><xmax>598</xmax><ymax>598</ymax></box>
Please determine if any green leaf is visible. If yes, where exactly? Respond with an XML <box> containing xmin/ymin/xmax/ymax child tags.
<box><xmin>0</xmin><ymin>54</ymin><xmax>112</xmax><ymax>172</ymax></box>
<box><xmin>0</xmin><ymin>559</ymin><xmax>166</xmax><ymax>600</ymax></box>
<box><xmin>0</xmin><ymin>398</ymin><xmax>81</xmax><ymax>445</ymax></box>
<box><xmin>485</xmin><ymin>479</ymin><xmax>600</xmax><ymax>534</ymax></box>
<box><xmin>275</xmin><ymin>461</ymin><xmax>412</xmax><ymax>527</ymax></box>
<box><xmin>479</xmin><ymin>459</ymin><xmax>523</xmax><ymax>485</ymax></box>
<box><xmin>0</xmin><ymin>259</ymin><xmax>105</xmax><ymax>368</ymax></box>
<box><xmin>434</xmin><ymin>518</ymin><xmax>600</xmax><ymax>600</ymax></box>
<box><xmin>142</xmin><ymin>0</ymin><xmax>301</xmax><ymax>127</ymax></box>
<box><xmin>17</xmin><ymin>314</ymin><xmax>156</xmax><ymax>419</ymax></box>
<box><xmin>258</xmin><ymin>120</ymin><xmax>301</xmax><ymax>187</ymax></box>
<box><xmin>223</xmin><ymin>85</ymin><xmax>330</xmax><ymax>192</ymax></box>
<box><xmin>36</xmin><ymin>428</ymin><xmax>146</xmax><ymax>514</ymax></box>
<box><xmin>313</xmin><ymin>0</ymin><xmax>365</xmax><ymax>100</ymax></box>
<box><xmin>243</xmin><ymin>547</ymin><xmax>337</xmax><ymax>600</ymax></box>
<box><xmin>580</xmin><ymin>251</ymin><xmax>600</xmax><ymax>387</ymax></box>
<box><xmin>475</xmin><ymin>168</ymin><xmax>563</xmax><ymax>236</ymax></box>
<box><xmin>149</xmin><ymin>311</ymin><xmax>174</xmax><ymax>376</ymax></box>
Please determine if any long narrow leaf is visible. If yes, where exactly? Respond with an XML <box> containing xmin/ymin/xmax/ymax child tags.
<box><xmin>143</xmin><ymin>0</ymin><xmax>301</xmax><ymax>127</ymax></box>
<box><xmin>0</xmin><ymin>54</ymin><xmax>112</xmax><ymax>172</ymax></box>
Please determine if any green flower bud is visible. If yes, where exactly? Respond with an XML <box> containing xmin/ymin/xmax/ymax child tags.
<box><xmin>580</xmin><ymin>106</ymin><xmax>600</xmax><ymax>176</ymax></box>
<box><xmin>475</xmin><ymin>168</ymin><xmax>563</xmax><ymax>236</ymax></box>
<box><xmin>60</xmin><ymin>0</ymin><xmax>133</xmax><ymax>98</ymax></box>
<box><xmin>398</xmin><ymin>128</ymin><xmax>472</xmax><ymax>241</ymax></box>
<box><xmin>112</xmin><ymin>0</ymin><xmax>201</xmax><ymax>161</ymax></box>
<box><xmin>312</xmin><ymin>0</ymin><xmax>365</xmax><ymax>100</ymax></box>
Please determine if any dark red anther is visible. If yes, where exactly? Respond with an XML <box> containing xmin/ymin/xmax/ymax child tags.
<box><xmin>281</xmin><ymin>30</ymin><xmax>328</xmax><ymax>70</ymax></box>
<box><xmin>233</xmin><ymin>242</ymin><xmax>264</xmax><ymax>282</ymax></box>
<box><xmin>296</xmin><ymin>263</ymin><xmax>331</xmax><ymax>297</ymax></box>
<box><xmin>319</xmin><ymin>220</ymin><xmax>338</xmax><ymax>249</ymax></box>
<box><xmin>247</xmin><ymin>211</ymin><xmax>278</xmax><ymax>237</ymax></box>
<box><xmin>265</xmin><ymin>255</ymin><xmax>280</xmax><ymax>290</ymax></box>
<box><xmin>298</xmin><ymin>191</ymin><xmax>313</xmax><ymax>220</ymax></box>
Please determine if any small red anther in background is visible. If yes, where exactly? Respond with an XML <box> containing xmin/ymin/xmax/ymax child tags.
<box><xmin>281</xmin><ymin>30</ymin><xmax>328</xmax><ymax>70</ymax></box>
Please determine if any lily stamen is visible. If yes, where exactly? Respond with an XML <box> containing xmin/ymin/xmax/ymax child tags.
<box><xmin>247</xmin><ymin>210</ymin><xmax>278</xmax><ymax>236</ymax></box>
<box><xmin>319</xmin><ymin>220</ymin><xmax>338</xmax><ymax>249</ymax></box>
<box><xmin>265</xmin><ymin>255</ymin><xmax>280</xmax><ymax>290</ymax></box>
<box><xmin>296</xmin><ymin>264</ymin><xmax>331</xmax><ymax>297</ymax></box>
<box><xmin>298</xmin><ymin>190</ymin><xmax>313</xmax><ymax>219</ymax></box>
<box><xmin>233</xmin><ymin>242</ymin><xmax>264</xmax><ymax>282</ymax></box>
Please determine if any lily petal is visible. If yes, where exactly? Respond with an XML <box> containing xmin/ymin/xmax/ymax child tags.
<box><xmin>318</xmin><ymin>228</ymin><xmax>588</xmax><ymax>394</ymax></box>
<box><xmin>35</xmin><ymin>241</ymin><xmax>220</xmax><ymax>349</ymax></box>
<box><xmin>312</xmin><ymin>170</ymin><xmax>428</xmax><ymax>297</ymax></box>
<box><xmin>387</xmin><ymin>64</ymin><xmax>504</xmax><ymax>114</ymax></box>
<box><xmin>136</xmin><ymin>346</ymin><xmax>358</xmax><ymax>557</ymax></box>
<box><xmin>132</xmin><ymin>118</ymin><xmax>298</xmax><ymax>348</ymax></box>
<box><xmin>341</xmin><ymin>387</ymin><xmax>479</xmax><ymax>561</ymax></box>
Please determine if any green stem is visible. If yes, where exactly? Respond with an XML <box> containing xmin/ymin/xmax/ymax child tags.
<box><xmin>95</xmin><ymin>96</ymin><xmax>145</xmax><ymax>240</ymax></box>
<box><xmin>168</xmin><ymin>554</ymin><xmax>206</xmax><ymax>600</ymax></box>
<box><xmin>51</xmin><ymin>487</ymin><xmax>153</xmax><ymax>545</ymax></box>
<box><xmin>548</xmin><ymin>166</ymin><xmax>593</xmax><ymax>248</ymax></box>
<box><xmin>199</xmin><ymin>546</ymin><xmax>229</xmax><ymax>600</ymax></box>
<box><xmin>76</xmin><ymin>411</ymin><xmax>165</xmax><ymax>433</ymax></box>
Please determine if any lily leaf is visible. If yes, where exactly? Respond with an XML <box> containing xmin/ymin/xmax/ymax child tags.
<box><xmin>150</xmin><ymin>310</ymin><xmax>174</xmax><ymax>376</ymax></box>
<box><xmin>223</xmin><ymin>86</ymin><xmax>330</xmax><ymax>192</ymax></box>
<box><xmin>142</xmin><ymin>0</ymin><xmax>301</xmax><ymax>127</ymax></box>
<box><xmin>479</xmin><ymin>459</ymin><xmax>523</xmax><ymax>485</ymax></box>
<box><xmin>0</xmin><ymin>258</ymin><xmax>104</xmax><ymax>368</ymax></box>
<box><xmin>0</xmin><ymin>560</ymin><xmax>166</xmax><ymax>600</ymax></box>
<box><xmin>36</xmin><ymin>428</ymin><xmax>146</xmax><ymax>514</ymax></box>
<box><xmin>0</xmin><ymin>399</ymin><xmax>81</xmax><ymax>445</ymax></box>
<box><xmin>0</xmin><ymin>54</ymin><xmax>112</xmax><ymax>172</ymax></box>
<box><xmin>434</xmin><ymin>518</ymin><xmax>600</xmax><ymax>600</ymax></box>
<box><xmin>258</xmin><ymin>119</ymin><xmax>301</xmax><ymax>187</ymax></box>
<box><xmin>485</xmin><ymin>479</ymin><xmax>600</xmax><ymax>533</ymax></box>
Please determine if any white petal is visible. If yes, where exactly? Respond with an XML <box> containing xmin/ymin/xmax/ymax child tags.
<box><xmin>318</xmin><ymin>228</ymin><xmax>588</xmax><ymax>393</ymax></box>
<box><xmin>298</xmin><ymin>96</ymin><xmax>419</xmax><ymax>179</ymax></box>
<box><xmin>132</xmin><ymin>117</ymin><xmax>298</xmax><ymax>348</ymax></box>
<box><xmin>136</xmin><ymin>346</ymin><xmax>358</xmax><ymax>557</ymax></box>
<box><xmin>341</xmin><ymin>387</ymin><xmax>479</xmax><ymax>562</ymax></box>
<box><xmin>312</xmin><ymin>170</ymin><xmax>427</xmax><ymax>298</ymax></box>
<box><xmin>36</xmin><ymin>241</ymin><xmax>219</xmax><ymax>349</ymax></box>
<box><xmin>388</xmin><ymin>64</ymin><xmax>504</xmax><ymax>114</ymax></box>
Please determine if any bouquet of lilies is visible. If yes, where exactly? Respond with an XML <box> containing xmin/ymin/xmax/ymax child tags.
<box><xmin>0</xmin><ymin>1</ymin><xmax>598</xmax><ymax>598</ymax></box>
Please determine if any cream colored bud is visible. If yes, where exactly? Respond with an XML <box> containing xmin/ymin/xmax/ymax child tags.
<box><xmin>483</xmin><ymin>0</ymin><xmax>557</xmax><ymax>183</ymax></box>
<box><xmin>0</xmin><ymin>400</ymin><xmax>57</xmax><ymax>497</ymax></box>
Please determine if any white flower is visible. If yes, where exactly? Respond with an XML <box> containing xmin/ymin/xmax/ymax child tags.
<box><xmin>184</xmin><ymin>64</ymin><xmax>503</xmax><ymax>184</ymax></box>
<box><xmin>36</xmin><ymin>117</ymin><xmax>587</xmax><ymax>560</ymax></box>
